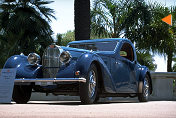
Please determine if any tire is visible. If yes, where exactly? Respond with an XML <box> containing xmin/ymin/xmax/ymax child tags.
<box><xmin>79</xmin><ymin>64</ymin><xmax>99</xmax><ymax>104</ymax></box>
<box><xmin>138</xmin><ymin>75</ymin><xmax>150</xmax><ymax>102</ymax></box>
<box><xmin>12</xmin><ymin>85</ymin><xmax>32</xmax><ymax>104</ymax></box>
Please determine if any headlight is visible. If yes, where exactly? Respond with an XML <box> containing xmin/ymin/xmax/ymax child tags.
<box><xmin>60</xmin><ymin>51</ymin><xmax>71</xmax><ymax>64</ymax></box>
<box><xmin>27</xmin><ymin>53</ymin><xmax>40</xmax><ymax>65</ymax></box>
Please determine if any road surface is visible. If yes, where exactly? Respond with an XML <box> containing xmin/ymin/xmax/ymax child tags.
<box><xmin>0</xmin><ymin>100</ymin><xmax>176</xmax><ymax>118</ymax></box>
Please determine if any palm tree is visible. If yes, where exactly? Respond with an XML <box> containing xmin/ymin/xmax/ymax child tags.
<box><xmin>135</xmin><ymin>4</ymin><xmax>176</xmax><ymax>72</ymax></box>
<box><xmin>74</xmin><ymin>0</ymin><xmax>90</xmax><ymax>41</ymax></box>
<box><xmin>0</xmin><ymin>0</ymin><xmax>55</xmax><ymax>54</ymax></box>
<box><xmin>91</xmin><ymin>0</ymin><xmax>150</xmax><ymax>38</ymax></box>
<box><xmin>0</xmin><ymin>0</ymin><xmax>55</xmax><ymax>67</ymax></box>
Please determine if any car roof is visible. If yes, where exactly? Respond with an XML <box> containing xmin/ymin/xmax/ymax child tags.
<box><xmin>68</xmin><ymin>38</ymin><xmax>129</xmax><ymax>45</ymax></box>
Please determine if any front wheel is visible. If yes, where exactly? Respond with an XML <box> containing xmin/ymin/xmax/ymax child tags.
<box><xmin>138</xmin><ymin>75</ymin><xmax>150</xmax><ymax>102</ymax></box>
<box><xmin>12</xmin><ymin>85</ymin><xmax>32</xmax><ymax>104</ymax></box>
<box><xmin>79</xmin><ymin>64</ymin><xmax>99</xmax><ymax>104</ymax></box>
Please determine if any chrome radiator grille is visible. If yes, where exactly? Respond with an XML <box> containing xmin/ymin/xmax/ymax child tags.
<box><xmin>42</xmin><ymin>46</ymin><xmax>61</xmax><ymax>78</ymax></box>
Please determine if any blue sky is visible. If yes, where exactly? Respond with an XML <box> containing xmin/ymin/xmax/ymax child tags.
<box><xmin>47</xmin><ymin>0</ymin><xmax>74</xmax><ymax>35</ymax></box>
<box><xmin>47</xmin><ymin>0</ymin><xmax>176</xmax><ymax>72</ymax></box>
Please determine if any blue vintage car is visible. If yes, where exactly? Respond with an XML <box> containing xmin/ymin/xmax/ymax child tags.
<box><xmin>4</xmin><ymin>38</ymin><xmax>152</xmax><ymax>104</ymax></box>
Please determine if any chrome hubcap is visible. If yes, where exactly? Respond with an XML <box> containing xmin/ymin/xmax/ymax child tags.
<box><xmin>88</xmin><ymin>70</ymin><xmax>96</xmax><ymax>98</ymax></box>
<box><xmin>143</xmin><ymin>77</ymin><xmax>149</xmax><ymax>98</ymax></box>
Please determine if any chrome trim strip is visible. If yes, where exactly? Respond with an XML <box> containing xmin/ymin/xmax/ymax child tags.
<box><xmin>14</xmin><ymin>78</ymin><xmax>86</xmax><ymax>83</ymax></box>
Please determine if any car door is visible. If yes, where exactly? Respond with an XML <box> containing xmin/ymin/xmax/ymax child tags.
<box><xmin>110</xmin><ymin>42</ymin><xmax>130</xmax><ymax>93</ymax></box>
<box><xmin>128</xmin><ymin>60</ymin><xmax>138</xmax><ymax>92</ymax></box>
<box><xmin>111</xmin><ymin>42</ymin><xmax>137</xmax><ymax>93</ymax></box>
<box><xmin>125</xmin><ymin>43</ymin><xmax>138</xmax><ymax>93</ymax></box>
<box><xmin>111</xmin><ymin>57</ymin><xmax>131</xmax><ymax>93</ymax></box>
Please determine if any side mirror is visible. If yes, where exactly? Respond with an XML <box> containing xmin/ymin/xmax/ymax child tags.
<box><xmin>120</xmin><ymin>51</ymin><xmax>127</xmax><ymax>57</ymax></box>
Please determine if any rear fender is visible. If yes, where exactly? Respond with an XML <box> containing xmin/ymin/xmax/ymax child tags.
<box><xmin>139</xmin><ymin>66</ymin><xmax>152</xmax><ymax>94</ymax></box>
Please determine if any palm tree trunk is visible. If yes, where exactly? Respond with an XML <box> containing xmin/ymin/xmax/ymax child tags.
<box><xmin>74</xmin><ymin>0</ymin><xmax>90</xmax><ymax>41</ymax></box>
<box><xmin>167</xmin><ymin>52</ymin><xmax>173</xmax><ymax>72</ymax></box>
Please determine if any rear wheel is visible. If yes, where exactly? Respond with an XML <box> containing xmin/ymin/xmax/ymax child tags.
<box><xmin>12</xmin><ymin>85</ymin><xmax>32</xmax><ymax>104</ymax></box>
<box><xmin>79</xmin><ymin>64</ymin><xmax>99</xmax><ymax>104</ymax></box>
<box><xmin>138</xmin><ymin>75</ymin><xmax>150</xmax><ymax>102</ymax></box>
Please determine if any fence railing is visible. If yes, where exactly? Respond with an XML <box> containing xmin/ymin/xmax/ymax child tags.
<box><xmin>151</xmin><ymin>72</ymin><xmax>176</xmax><ymax>79</ymax></box>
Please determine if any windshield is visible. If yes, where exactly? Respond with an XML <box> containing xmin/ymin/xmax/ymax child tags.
<box><xmin>68</xmin><ymin>41</ymin><xmax>118</xmax><ymax>51</ymax></box>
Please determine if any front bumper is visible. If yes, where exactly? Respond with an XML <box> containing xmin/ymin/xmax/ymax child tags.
<box><xmin>14</xmin><ymin>78</ymin><xmax>86</xmax><ymax>83</ymax></box>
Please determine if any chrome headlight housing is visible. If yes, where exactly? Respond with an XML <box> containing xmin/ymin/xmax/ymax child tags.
<box><xmin>60</xmin><ymin>51</ymin><xmax>71</xmax><ymax>64</ymax></box>
<box><xmin>27</xmin><ymin>53</ymin><xmax>40</xmax><ymax>65</ymax></box>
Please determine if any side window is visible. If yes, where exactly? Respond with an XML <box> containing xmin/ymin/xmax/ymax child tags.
<box><xmin>120</xmin><ymin>43</ymin><xmax>134</xmax><ymax>62</ymax></box>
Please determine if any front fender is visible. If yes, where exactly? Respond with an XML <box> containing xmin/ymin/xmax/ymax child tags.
<box><xmin>75</xmin><ymin>52</ymin><xmax>116</xmax><ymax>93</ymax></box>
<box><xmin>4</xmin><ymin>55</ymin><xmax>42</xmax><ymax>78</ymax></box>
<box><xmin>75</xmin><ymin>53</ymin><xmax>93</xmax><ymax>77</ymax></box>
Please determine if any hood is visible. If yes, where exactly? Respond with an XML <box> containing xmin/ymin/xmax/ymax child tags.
<box><xmin>61</xmin><ymin>46</ymin><xmax>92</xmax><ymax>59</ymax></box>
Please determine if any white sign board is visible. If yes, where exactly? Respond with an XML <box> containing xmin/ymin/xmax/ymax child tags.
<box><xmin>0</xmin><ymin>68</ymin><xmax>16</xmax><ymax>103</ymax></box>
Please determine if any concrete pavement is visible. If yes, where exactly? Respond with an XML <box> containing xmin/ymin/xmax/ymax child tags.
<box><xmin>0</xmin><ymin>100</ymin><xmax>176</xmax><ymax>118</ymax></box>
